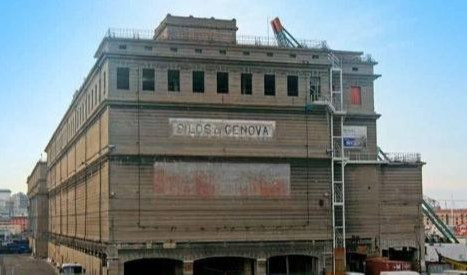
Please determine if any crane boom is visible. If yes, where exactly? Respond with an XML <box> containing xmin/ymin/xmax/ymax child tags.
<box><xmin>270</xmin><ymin>17</ymin><xmax>302</xmax><ymax>48</ymax></box>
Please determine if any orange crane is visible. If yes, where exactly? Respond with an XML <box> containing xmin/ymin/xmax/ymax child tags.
<box><xmin>270</xmin><ymin>17</ymin><xmax>303</xmax><ymax>48</ymax></box>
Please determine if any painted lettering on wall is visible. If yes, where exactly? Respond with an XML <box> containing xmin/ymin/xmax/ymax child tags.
<box><xmin>169</xmin><ymin>118</ymin><xmax>275</xmax><ymax>139</ymax></box>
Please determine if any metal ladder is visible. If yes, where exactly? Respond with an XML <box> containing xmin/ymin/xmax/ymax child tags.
<box><xmin>329</xmin><ymin>52</ymin><xmax>347</xmax><ymax>274</ymax></box>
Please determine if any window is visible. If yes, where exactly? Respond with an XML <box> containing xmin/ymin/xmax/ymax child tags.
<box><xmin>241</xmin><ymin>73</ymin><xmax>252</xmax><ymax>95</ymax></box>
<box><xmin>117</xmin><ymin>67</ymin><xmax>130</xmax><ymax>90</ymax></box>
<box><xmin>168</xmin><ymin>70</ymin><xmax>180</xmax><ymax>92</ymax></box>
<box><xmin>351</xmin><ymin>86</ymin><xmax>362</xmax><ymax>105</ymax></box>
<box><xmin>310</xmin><ymin>77</ymin><xmax>321</xmax><ymax>101</ymax></box>
<box><xmin>264</xmin><ymin>74</ymin><xmax>275</xmax><ymax>96</ymax></box>
<box><xmin>243</xmin><ymin>51</ymin><xmax>250</xmax><ymax>56</ymax></box>
<box><xmin>94</xmin><ymin>84</ymin><xmax>98</xmax><ymax>105</ymax></box>
<box><xmin>289</xmin><ymin>53</ymin><xmax>296</xmax><ymax>58</ymax></box>
<box><xmin>119</xmin><ymin>45</ymin><xmax>127</xmax><ymax>50</ymax></box>
<box><xmin>195</xmin><ymin>48</ymin><xmax>203</xmax><ymax>54</ymax></box>
<box><xmin>352</xmin><ymin>67</ymin><xmax>359</xmax><ymax>71</ymax></box>
<box><xmin>217</xmin><ymin>72</ymin><xmax>229</xmax><ymax>94</ymax></box>
<box><xmin>103</xmin><ymin>72</ymin><xmax>106</xmax><ymax>95</ymax></box>
<box><xmin>312</xmin><ymin>55</ymin><xmax>319</xmax><ymax>59</ymax></box>
<box><xmin>144</xmin><ymin>46</ymin><xmax>152</xmax><ymax>51</ymax></box>
<box><xmin>267</xmin><ymin>52</ymin><xmax>274</xmax><ymax>57</ymax></box>
<box><xmin>219</xmin><ymin>49</ymin><xmax>227</xmax><ymax>55</ymax></box>
<box><xmin>192</xmin><ymin>71</ymin><xmax>204</xmax><ymax>93</ymax></box>
<box><xmin>142</xmin><ymin>68</ymin><xmax>155</xmax><ymax>91</ymax></box>
<box><xmin>287</xmin><ymin>75</ymin><xmax>298</xmax><ymax>97</ymax></box>
<box><xmin>170</xmin><ymin>47</ymin><xmax>178</xmax><ymax>52</ymax></box>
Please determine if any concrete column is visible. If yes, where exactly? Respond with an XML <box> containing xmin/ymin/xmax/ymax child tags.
<box><xmin>183</xmin><ymin>260</ymin><xmax>194</xmax><ymax>275</ymax></box>
<box><xmin>256</xmin><ymin>258</ymin><xmax>267</xmax><ymax>275</ymax></box>
<box><xmin>106</xmin><ymin>259</ymin><xmax>120</xmax><ymax>275</ymax></box>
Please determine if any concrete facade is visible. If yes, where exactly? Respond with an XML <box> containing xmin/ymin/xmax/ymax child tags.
<box><xmin>27</xmin><ymin>161</ymin><xmax>49</xmax><ymax>258</ymax></box>
<box><xmin>43</xmin><ymin>15</ymin><xmax>424</xmax><ymax>275</ymax></box>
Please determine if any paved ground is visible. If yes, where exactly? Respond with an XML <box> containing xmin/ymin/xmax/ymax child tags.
<box><xmin>0</xmin><ymin>254</ymin><xmax>55</xmax><ymax>275</ymax></box>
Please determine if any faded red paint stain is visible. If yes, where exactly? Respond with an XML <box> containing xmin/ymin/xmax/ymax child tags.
<box><xmin>193</xmin><ymin>171</ymin><xmax>215</xmax><ymax>198</ymax></box>
<box><xmin>249</xmin><ymin>177</ymin><xmax>289</xmax><ymax>197</ymax></box>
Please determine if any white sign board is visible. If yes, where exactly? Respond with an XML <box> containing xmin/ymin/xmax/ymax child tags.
<box><xmin>169</xmin><ymin>118</ymin><xmax>275</xmax><ymax>140</ymax></box>
<box><xmin>343</xmin><ymin>126</ymin><xmax>367</xmax><ymax>148</ymax></box>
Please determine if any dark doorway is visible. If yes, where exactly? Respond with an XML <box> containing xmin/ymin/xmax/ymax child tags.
<box><xmin>124</xmin><ymin>258</ymin><xmax>183</xmax><ymax>275</ymax></box>
<box><xmin>193</xmin><ymin>257</ymin><xmax>255</xmax><ymax>275</ymax></box>
<box><xmin>267</xmin><ymin>255</ymin><xmax>318</xmax><ymax>275</ymax></box>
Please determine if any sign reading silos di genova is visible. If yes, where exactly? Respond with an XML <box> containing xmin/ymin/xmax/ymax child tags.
<box><xmin>169</xmin><ymin>118</ymin><xmax>275</xmax><ymax>139</ymax></box>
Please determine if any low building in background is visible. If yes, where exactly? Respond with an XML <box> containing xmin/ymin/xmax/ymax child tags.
<box><xmin>425</xmin><ymin>207</ymin><xmax>467</xmax><ymax>242</ymax></box>
<box><xmin>27</xmin><ymin>161</ymin><xmax>49</xmax><ymax>258</ymax></box>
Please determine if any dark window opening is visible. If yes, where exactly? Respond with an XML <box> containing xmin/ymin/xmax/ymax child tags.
<box><xmin>287</xmin><ymin>75</ymin><xmax>299</xmax><ymax>97</ymax></box>
<box><xmin>170</xmin><ymin>47</ymin><xmax>178</xmax><ymax>52</ymax></box>
<box><xmin>264</xmin><ymin>74</ymin><xmax>275</xmax><ymax>96</ymax></box>
<box><xmin>352</xmin><ymin>67</ymin><xmax>359</xmax><ymax>71</ymax></box>
<box><xmin>217</xmin><ymin>72</ymin><xmax>229</xmax><ymax>94</ymax></box>
<box><xmin>312</xmin><ymin>55</ymin><xmax>319</xmax><ymax>59</ymax></box>
<box><xmin>144</xmin><ymin>46</ymin><xmax>152</xmax><ymax>51</ymax></box>
<box><xmin>117</xmin><ymin>67</ymin><xmax>130</xmax><ymax>90</ymax></box>
<box><xmin>351</xmin><ymin>86</ymin><xmax>362</xmax><ymax>105</ymax></box>
<box><xmin>219</xmin><ymin>49</ymin><xmax>227</xmax><ymax>55</ymax></box>
<box><xmin>289</xmin><ymin>53</ymin><xmax>296</xmax><ymax>58</ymax></box>
<box><xmin>119</xmin><ymin>45</ymin><xmax>127</xmax><ymax>50</ymax></box>
<box><xmin>192</xmin><ymin>71</ymin><xmax>204</xmax><ymax>93</ymax></box>
<box><xmin>310</xmin><ymin>77</ymin><xmax>321</xmax><ymax>101</ymax></box>
<box><xmin>241</xmin><ymin>73</ymin><xmax>252</xmax><ymax>95</ymax></box>
<box><xmin>243</xmin><ymin>51</ymin><xmax>250</xmax><ymax>56</ymax></box>
<box><xmin>142</xmin><ymin>68</ymin><xmax>155</xmax><ymax>91</ymax></box>
<box><xmin>195</xmin><ymin>48</ymin><xmax>202</xmax><ymax>53</ymax></box>
<box><xmin>267</xmin><ymin>52</ymin><xmax>274</xmax><ymax>57</ymax></box>
<box><xmin>168</xmin><ymin>70</ymin><xmax>180</xmax><ymax>92</ymax></box>
<box><xmin>103</xmin><ymin>72</ymin><xmax>106</xmax><ymax>95</ymax></box>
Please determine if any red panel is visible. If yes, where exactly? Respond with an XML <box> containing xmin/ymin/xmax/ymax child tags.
<box><xmin>351</xmin><ymin>86</ymin><xmax>361</xmax><ymax>105</ymax></box>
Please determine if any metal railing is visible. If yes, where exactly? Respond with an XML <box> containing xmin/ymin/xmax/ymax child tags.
<box><xmin>345</xmin><ymin>151</ymin><xmax>379</xmax><ymax>162</ymax></box>
<box><xmin>104</xmin><ymin>28</ymin><xmax>328</xmax><ymax>49</ymax></box>
<box><xmin>384</xmin><ymin>152</ymin><xmax>421</xmax><ymax>163</ymax></box>
<box><xmin>236</xmin><ymin>35</ymin><xmax>327</xmax><ymax>49</ymax></box>
<box><xmin>106</xmin><ymin>28</ymin><xmax>154</xmax><ymax>40</ymax></box>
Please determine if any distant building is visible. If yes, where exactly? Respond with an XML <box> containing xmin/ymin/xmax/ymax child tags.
<box><xmin>10</xmin><ymin>192</ymin><xmax>28</xmax><ymax>217</ymax></box>
<box><xmin>425</xmin><ymin>208</ymin><xmax>467</xmax><ymax>238</ymax></box>
<box><xmin>0</xmin><ymin>189</ymin><xmax>11</xmax><ymax>218</ymax></box>
<box><xmin>27</xmin><ymin>161</ymin><xmax>48</xmax><ymax>258</ymax></box>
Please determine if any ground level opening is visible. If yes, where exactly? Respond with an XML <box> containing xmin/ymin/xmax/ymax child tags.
<box><xmin>193</xmin><ymin>257</ymin><xmax>255</xmax><ymax>275</ymax></box>
<box><xmin>267</xmin><ymin>255</ymin><xmax>318</xmax><ymax>275</ymax></box>
<box><xmin>124</xmin><ymin>258</ymin><xmax>183</xmax><ymax>275</ymax></box>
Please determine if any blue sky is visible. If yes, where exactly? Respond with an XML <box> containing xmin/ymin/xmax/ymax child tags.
<box><xmin>0</xmin><ymin>0</ymin><xmax>465</xmax><ymax>206</ymax></box>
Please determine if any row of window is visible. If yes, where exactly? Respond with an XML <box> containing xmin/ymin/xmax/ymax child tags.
<box><xmin>117</xmin><ymin>67</ymin><xmax>311</xmax><ymax>97</ymax></box>
<box><xmin>116</xmin><ymin>67</ymin><xmax>363</xmax><ymax>105</ymax></box>
<box><xmin>118</xmin><ymin>44</ymin><xmax>320</xmax><ymax>60</ymax></box>
<box><xmin>52</xmin><ymin>71</ymin><xmax>107</xmax><ymax>159</ymax></box>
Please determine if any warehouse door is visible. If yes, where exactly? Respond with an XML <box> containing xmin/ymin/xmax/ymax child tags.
<box><xmin>193</xmin><ymin>257</ymin><xmax>255</xmax><ymax>275</ymax></box>
<box><xmin>267</xmin><ymin>255</ymin><xmax>318</xmax><ymax>275</ymax></box>
<box><xmin>124</xmin><ymin>258</ymin><xmax>183</xmax><ymax>275</ymax></box>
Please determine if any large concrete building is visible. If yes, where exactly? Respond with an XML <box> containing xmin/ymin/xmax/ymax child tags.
<box><xmin>44</xmin><ymin>15</ymin><xmax>424</xmax><ymax>275</ymax></box>
<box><xmin>27</xmin><ymin>161</ymin><xmax>49</xmax><ymax>258</ymax></box>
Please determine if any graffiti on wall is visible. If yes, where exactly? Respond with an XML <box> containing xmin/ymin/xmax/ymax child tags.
<box><xmin>154</xmin><ymin>161</ymin><xmax>290</xmax><ymax>198</ymax></box>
